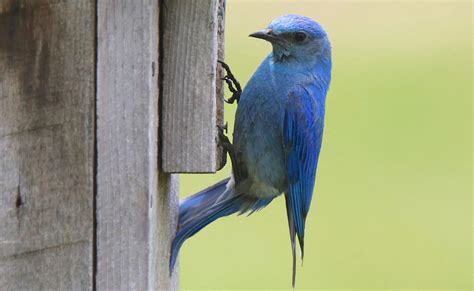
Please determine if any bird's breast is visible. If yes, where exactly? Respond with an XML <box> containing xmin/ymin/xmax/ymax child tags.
<box><xmin>233</xmin><ymin>71</ymin><xmax>291</xmax><ymax>198</ymax></box>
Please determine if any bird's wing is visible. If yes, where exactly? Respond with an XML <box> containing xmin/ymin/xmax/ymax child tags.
<box><xmin>283</xmin><ymin>85</ymin><xmax>324</xmax><ymax>285</ymax></box>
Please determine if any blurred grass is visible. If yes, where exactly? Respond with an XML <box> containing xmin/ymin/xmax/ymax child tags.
<box><xmin>179</xmin><ymin>1</ymin><xmax>472</xmax><ymax>290</ymax></box>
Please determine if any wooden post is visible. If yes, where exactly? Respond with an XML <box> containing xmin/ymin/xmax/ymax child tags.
<box><xmin>0</xmin><ymin>0</ymin><xmax>224</xmax><ymax>289</ymax></box>
<box><xmin>161</xmin><ymin>0</ymin><xmax>226</xmax><ymax>173</ymax></box>
<box><xmin>96</xmin><ymin>1</ymin><xmax>178</xmax><ymax>290</ymax></box>
<box><xmin>0</xmin><ymin>1</ymin><xmax>95</xmax><ymax>289</ymax></box>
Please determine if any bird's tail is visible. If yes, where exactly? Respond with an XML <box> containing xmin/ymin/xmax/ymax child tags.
<box><xmin>170</xmin><ymin>178</ymin><xmax>249</xmax><ymax>272</ymax></box>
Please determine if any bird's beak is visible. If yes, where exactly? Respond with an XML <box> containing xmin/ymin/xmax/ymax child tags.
<box><xmin>249</xmin><ymin>29</ymin><xmax>278</xmax><ymax>42</ymax></box>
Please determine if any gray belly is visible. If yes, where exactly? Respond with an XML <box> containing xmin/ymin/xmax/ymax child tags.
<box><xmin>233</xmin><ymin>91</ymin><xmax>287</xmax><ymax>198</ymax></box>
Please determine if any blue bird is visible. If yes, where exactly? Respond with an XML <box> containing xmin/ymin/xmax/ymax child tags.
<box><xmin>170</xmin><ymin>14</ymin><xmax>332</xmax><ymax>287</ymax></box>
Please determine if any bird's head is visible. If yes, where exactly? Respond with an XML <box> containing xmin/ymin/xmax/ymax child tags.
<box><xmin>250</xmin><ymin>15</ymin><xmax>331</xmax><ymax>64</ymax></box>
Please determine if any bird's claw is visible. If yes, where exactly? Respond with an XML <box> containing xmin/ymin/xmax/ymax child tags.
<box><xmin>218</xmin><ymin>60</ymin><xmax>242</xmax><ymax>104</ymax></box>
<box><xmin>216</xmin><ymin>123</ymin><xmax>243</xmax><ymax>183</ymax></box>
<box><xmin>219</xmin><ymin>122</ymin><xmax>228</xmax><ymax>134</ymax></box>
<box><xmin>217</xmin><ymin>123</ymin><xmax>230</xmax><ymax>146</ymax></box>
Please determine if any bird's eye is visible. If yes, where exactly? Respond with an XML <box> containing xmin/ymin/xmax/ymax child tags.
<box><xmin>294</xmin><ymin>32</ymin><xmax>307</xmax><ymax>42</ymax></box>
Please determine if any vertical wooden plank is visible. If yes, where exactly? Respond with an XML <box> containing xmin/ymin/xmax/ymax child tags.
<box><xmin>0</xmin><ymin>0</ymin><xmax>95</xmax><ymax>290</ymax></box>
<box><xmin>161</xmin><ymin>0</ymin><xmax>225</xmax><ymax>173</ymax></box>
<box><xmin>97</xmin><ymin>1</ymin><xmax>179</xmax><ymax>290</ymax></box>
<box><xmin>216</xmin><ymin>0</ymin><xmax>227</xmax><ymax>170</ymax></box>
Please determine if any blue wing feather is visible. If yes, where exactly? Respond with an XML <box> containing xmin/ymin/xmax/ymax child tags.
<box><xmin>283</xmin><ymin>85</ymin><xmax>324</xmax><ymax>261</ymax></box>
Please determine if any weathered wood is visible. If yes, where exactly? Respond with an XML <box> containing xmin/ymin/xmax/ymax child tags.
<box><xmin>216</xmin><ymin>0</ymin><xmax>227</xmax><ymax>170</ymax></box>
<box><xmin>96</xmin><ymin>1</ymin><xmax>179</xmax><ymax>290</ymax></box>
<box><xmin>0</xmin><ymin>0</ymin><xmax>95</xmax><ymax>290</ymax></box>
<box><xmin>161</xmin><ymin>0</ymin><xmax>226</xmax><ymax>173</ymax></box>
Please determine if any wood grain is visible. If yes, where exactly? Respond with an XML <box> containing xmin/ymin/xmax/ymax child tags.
<box><xmin>161</xmin><ymin>0</ymin><xmax>226</xmax><ymax>173</ymax></box>
<box><xmin>0</xmin><ymin>0</ymin><xmax>95</xmax><ymax>290</ymax></box>
<box><xmin>216</xmin><ymin>0</ymin><xmax>227</xmax><ymax>170</ymax></box>
<box><xmin>96</xmin><ymin>1</ymin><xmax>179</xmax><ymax>290</ymax></box>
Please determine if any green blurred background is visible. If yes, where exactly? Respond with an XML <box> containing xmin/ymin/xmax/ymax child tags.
<box><xmin>179</xmin><ymin>1</ymin><xmax>472</xmax><ymax>289</ymax></box>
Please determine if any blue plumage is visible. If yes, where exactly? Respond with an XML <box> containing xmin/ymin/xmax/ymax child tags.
<box><xmin>170</xmin><ymin>14</ymin><xmax>332</xmax><ymax>287</ymax></box>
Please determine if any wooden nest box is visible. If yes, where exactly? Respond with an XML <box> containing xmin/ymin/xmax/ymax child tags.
<box><xmin>0</xmin><ymin>0</ymin><xmax>226</xmax><ymax>290</ymax></box>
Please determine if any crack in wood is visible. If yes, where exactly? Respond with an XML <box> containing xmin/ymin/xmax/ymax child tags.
<box><xmin>15</xmin><ymin>174</ymin><xmax>22</xmax><ymax>231</ymax></box>
<box><xmin>0</xmin><ymin>240</ymin><xmax>90</xmax><ymax>260</ymax></box>
<box><xmin>15</xmin><ymin>180</ymin><xmax>22</xmax><ymax>209</ymax></box>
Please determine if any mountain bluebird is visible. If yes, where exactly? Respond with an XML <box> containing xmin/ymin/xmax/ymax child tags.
<box><xmin>170</xmin><ymin>14</ymin><xmax>332</xmax><ymax>286</ymax></box>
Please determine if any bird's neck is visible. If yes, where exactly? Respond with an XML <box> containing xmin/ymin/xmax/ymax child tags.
<box><xmin>270</xmin><ymin>53</ymin><xmax>331</xmax><ymax>91</ymax></box>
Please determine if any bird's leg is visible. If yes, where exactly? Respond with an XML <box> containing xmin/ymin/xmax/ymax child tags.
<box><xmin>218</xmin><ymin>60</ymin><xmax>242</xmax><ymax>104</ymax></box>
<box><xmin>217</xmin><ymin>124</ymin><xmax>242</xmax><ymax>183</ymax></box>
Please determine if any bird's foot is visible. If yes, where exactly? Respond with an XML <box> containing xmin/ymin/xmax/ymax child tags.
<box><xmin>217</xmin><ymin>123</ymin><xmax>232</xmax><ymax>156</ymax></box>
<box><xmin>217</xmin><ymin>124</ymin><xmax>242</xmax><ymax>183</ymax></box>
<box><xmin>218</xmin><ymin>60</ymin><xmax>242</xmax><ymax>104</ymax></box>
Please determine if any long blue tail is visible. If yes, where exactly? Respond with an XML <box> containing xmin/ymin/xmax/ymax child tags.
<box><xmin>170</xmin><ymin>178</ymin><xmax>241</xmax><ymax>271</ymax></box>
<box><xmin>178</xmin><ymin>178</ymin><xmax>231</xmax><ymax>225</ymax></box>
